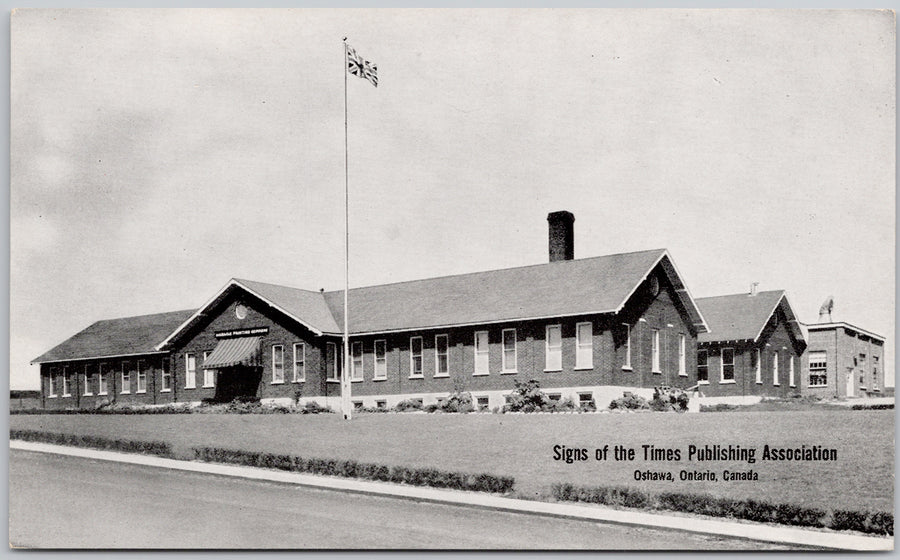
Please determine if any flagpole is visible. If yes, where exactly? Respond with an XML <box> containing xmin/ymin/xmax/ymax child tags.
<box><xmin>341</xmin><ymin>38</ymin><xmax>352</xmax><ymax>421</ymax></box>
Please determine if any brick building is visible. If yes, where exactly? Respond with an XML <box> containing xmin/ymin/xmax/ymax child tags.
<box><xmin>694</xmin><ymin>289</ymin><xmax>807</xmax><ymax>400</ymax></box>
<box><xmin>802</xmin><ymin>321</ymin><xmax>885</xmax><ymax>399</ymax></box>
<box><xmin>33</xmin><ymin>212</ymin><xmax>713</xmax><ymax>411</ymax></box>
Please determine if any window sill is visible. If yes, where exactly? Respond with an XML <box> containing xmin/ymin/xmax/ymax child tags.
<box><xmin>201</xmin><ymin>384</ymin><xmax>215</xmax><ymax>389</ymax></box>
<box><xmin>120</xmin><ymin>391</ymin><xmax>131</xmax><ymax>395</ymax></box>
<box><xmin>62</xmin><ymin>393</ymin><xmax>72</xmax><ymax>398</ymax></box>
<box><xmin>408</xmin><ymin>375</ymin><xmax>424</xmax><ymax>380</ymax></box>
<box><xmin>697</xmin><ymin>380</ymin><xmax>710</xmax><ymax>385</ymax></box>
<box><xmin>472</xmin><ymin>372</ymin><xmax>489</xmax><ymax>377</ymax></box>
<box><xmin>160</xmin><ymin>389</ymin><xmax>171</xmax><ymax>393</ymax></box>
<box><xmin>678</xmin><ymin>373</ymin><xmax>688</xmax><ymax>377</ymax></box>
<box><xmin>98</xmin><ymin>392</ymin><xmax>108</xmax><ymax>396</ymax></box>
<box><xmin>136</xmin><ymin>390</ymin><xmax>147</xmax><ymax>394</ymax></box>
<box><xmin>773</xmin><ymin>384</ymin><xmax>780</xmax><ymax>387</ymax></box>
<box><xmin>326</xmin><ymin>379</ymin><xmax>341</xmax><ymax>384</ymax></box>
<box><xmin>292</xmin><ymin>379</ymin><xmax>305</xmax><ymax>384</ymax></box>
<box><xmin>500</xmin><ymin>370</ymin><xmax>518</xmax><ymax>375</ymax></box>
<box><xmin>719</xmin><ymin>380</ymin><xmax>736</xmax><ymax>385</ymax></box>
<box><xmin>622</xmin><ymin>366</ymin><xmax>633</xmax><ymax>371</ymax></box>
<box><xmin>372</xmin><ymin>376</ymin><xmax>387</xmax><ymax>382</ymax></box>
<box><xmin>351</xmin><ymin>378</ymin><xmax>364</xmax><ymax>383</ymax></box>
<box><xmin>808</xmin><ymin>385</ymin><xmax>827</xmax><ymax>388</ymax></box>
<box><xmin>433</xmin><ymin>373</ymin><xmax>450</xmax><ymax>378</ymax></box>
<box><xmin>789</xmin><ymin>384</ymin><xmax>796</xmax><ymax>388</ymax></box>
<box><xmin>543</xmin><ymin>368</ymin><xmax>562</xmax><ymax>373</ymax></box>
<box><xmin>83</xmin><ymin>393</ymin><xmax>93</xmax><ymax>397</ymax></box>
<box><xmin>184</xmin><ymin>386</ymin><xmax>196</xmax><ymax>390</ymax></box>
<box><xmin>756</xmin><ymin>381</ymin><xmax>762</xmax><ymax>385</ymax></box>
<box><xmin>574</xmin><ymin>366</ymin><xmax>593</xmax><ymax>371</ymax></box>
<box><xmin>47</xmin><ymin>395</ymin><xmax>57</xmax><ymax>399</ymax></box>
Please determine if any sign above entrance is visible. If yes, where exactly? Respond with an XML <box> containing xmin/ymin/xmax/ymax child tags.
<box><xmin>215</xmin><ymin>327</ymin><xmax>269</xmax><ymax>339</ymax></box>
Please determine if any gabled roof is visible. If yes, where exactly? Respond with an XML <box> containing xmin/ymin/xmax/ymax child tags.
<box><xmin>32</xmin><ymin>309</ymin><xmax>196</xmax><ymax>364</ymax></box>
<box><xmin>323</xmin><ymin>249</ymin><xmax>708</xmax><ymax>334</ymax></box>
<box><xmin>155</xmin><ymin>278</ymin><xmax>342</xmax><ymax>349</ymax></box>
<box><xmin>696</xmin><ymin>290</ymin><xmax>804</xmax><ymax>345</ymax></box>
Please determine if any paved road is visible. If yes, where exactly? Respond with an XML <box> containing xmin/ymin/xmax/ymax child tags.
<box><xmin>10</xmin><ymin>449</ymin><xmax>799</xmax><ymax>549</ymax></box>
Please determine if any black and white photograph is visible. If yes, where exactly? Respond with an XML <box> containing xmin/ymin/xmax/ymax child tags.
<box><xmin>8</xmin><ymin>8</ymin><xmax>895</xmax><ymax>550</ymax></box>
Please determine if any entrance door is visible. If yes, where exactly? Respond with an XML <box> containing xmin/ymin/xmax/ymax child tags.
<box><xmin>214</xmin><ymin>365</ymin><xmax>262</xmax><ymax>402</ymax></box>
<box><xmin>846</xmin><ymin>370</ymin><xmax>854</xmax><ymax>398</ymax></box>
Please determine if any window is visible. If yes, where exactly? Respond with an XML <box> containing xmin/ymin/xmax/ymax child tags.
<box><xmin>201</xmin><ymin>352</ymin><xmax>215</xmax><ymax>388</ymax></box>
<box><xmin>136</xmin><ymin>360</ymin><xmax>147</xmax><ymax>393</ymax></box>
<box><xmin>545</xmin><ymin>325</ymin><xmax>562</xmax><ymax>371</ymax></box>
<box><xmin>474</xmin><ymin>331</ymin><xmax>489</xmax><ymax>374</ymax></box>
<box><xmin>161</xmin><ymin>359</ymin><xmax>172</xmax><ymax>392</ymax></box>
<box><xmin>121</xmin><ymin>362</ymin><xmax>131</xmax><ymax>394</ymax></box>
<box><xmin>576</xmin><ymin>322</ymin><xmax>593</xmax><ymax>369</ymax></box>
<box><xmin>185</xmin><ymin>353</ymin><xmax>196</xmax><ymax>389</ymax></box>
<box><xmin>410</xmin><ymin>337</ymin><xmax>423</xmax><ymax>378</ymax></box>
<box><xmin>697</xmin><ymin>350</ymin><xmax>708</xmax><ymax>383</ymax></box>
<box><xmin>873</xmin><ymin>356</ymin><xmax>880</xmax><ymax>391</ymax></box>
<box><xmin>578</xmin><ymin>392</ymin><xmax>594</xmax><ymax>409</ymax></box>
<box><xmin>476</xmin><ymin>396</ymin><xmax>490</xmax><ymax>411</ymax></box>
<box><xmin>809</xmin><ymin>351</ymin><xmax>827</xmax><ymax>387</ymax></box>
<box><xmin>48</xmin><ymin>367</ymin><xmax>58</xmax><ymax>397</ymax></box>
<box><xmin>353</xmin><ymin>401</ymin><xmax>363</xmax><ymax>410</ymax></box>
<box><xmin>435</xmin><ymin>335</ymin><xmax>449</xmax><ymax>376</ymax></box>
<box><xmin>548</xmin><ymin>393</ymin><xmax>562</xmax><ymax>401</ymax></box>
<box><xmin>293</xmin><ymin>343</ymin><xmax>306</xmax><ymax>382</ymax></box>
<box><xmin>651</xmin><ymin>329</ymin><xmax>661</xmax><ymax>373</ymax></box>
<box><xmin>376</xmin><ymin>400</ymin><xmax>387</xmax><ymax>409</ymax></box>
<box><xmin>98</xmin><ymin>364</ymin><xmax>108</xmax><ymax>395</ymax></box>
<box><xmin>272</xmin><ymin>345</ymin><xmax>285</xmax><ymax>383</ymax></box>
<box><xmin>754</xmin><ymin>349</ymin><xmax>761</xmax><ymax>384</ymax></box>
<box><xmin>622</xmin><ymin>324</ymin><xmax>632</xmax><ymax>370</ymax></box>
<box><xmin>61</xmin><ymin>367</ymin><xmax>71</xmax><ymax>397</ymax></box>
<box><xmin>678</xmin><ymin>334</ymin><xmax>686</xmax><ymax>376</ymax></box>
<box><xmin>502</xmin><ymin>329</ymin><xmax>517</xmax><ymax>372</ymax></box>
<box><xmin>789</xmin><ymin>356</ymin><xmax>795</xmax><ymax>387</ymax></box>
<box><xmin>772</xmin><ymin>353</ymin><xmax>779</xmax><ymax>386</ymax></box>
<box><xmin>721</xmin><ymin>348</ymin><xmax>735</xmax><ymax>382</ymax></box>
<box><xmin>351</xmin><ymin>341</ymin><xmax>363</xmax><ymax>381</ymax></box>
<box><xmin>374</xmin><ymin>340</ymin><xmax>387</xmax><ymax>379</ymax></box>
<box><xmin>83</xmin><ymin>364</ymin><xmax>94</xmax><ymax>396</ymax></box>
<box><xmin>326</xmin><ymin>342</ymin><xmax>338</xmax><ymax>381</ymax></box>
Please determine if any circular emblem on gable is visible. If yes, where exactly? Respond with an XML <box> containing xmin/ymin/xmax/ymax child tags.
<box><xmin>649</xmin><ymin>276</ymin><xmax>660</xmax><ymax>296</ymax></box>
<box><xmin>235</xmin><ymin>304</ymin><xmax>248</xmax><ymax>320</ymax></box>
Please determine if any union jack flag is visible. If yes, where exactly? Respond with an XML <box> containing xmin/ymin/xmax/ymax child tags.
<box><xmin>347</xmin><ymin>46</ymin><xmax>378</xmax><ymax>88</ymax></box>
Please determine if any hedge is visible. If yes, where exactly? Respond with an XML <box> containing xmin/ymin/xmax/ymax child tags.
<box><xmin>10</xmin><ymin>429</ymin><xmax>173</xmax><ymax>458</ymax></box>
<box><xmin>193</xmin><ymin>446</ymin><xmax>515</xmax><ymax>494</ymax></box>
<box><xmin>551</xmin><ymin>483</ymin><xmax>891</xmax><ymax>536</ymax></box>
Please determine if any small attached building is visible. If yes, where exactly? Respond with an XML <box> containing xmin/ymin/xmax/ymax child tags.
<box><xmin>802</xmin><ymin>322</ymin><xmax>885</xmax><ymax>399</ymax></box>
<box><xmin>695</xmin><ymin>290</ymin><xmax>806</xmax><ymax>400</ymax></box>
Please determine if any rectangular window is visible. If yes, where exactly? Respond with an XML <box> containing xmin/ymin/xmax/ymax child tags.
<box><xmin>48</xmin><ymin>367</ymin><xmax>58</xmax><ymax>397</ymax></box>
<box><xmin>754</xmin><ymin>349</ymin><xmax>761</xmax><ymax>384</ymax></box>
<box><xmin>476</xmin><ymin>396</ymin><xmax>490</xmax><ymax>411</ymax></box>
<box><xmin>272</xmin><ymin>345</ymin><xmax>285</xmax><ymax>383</ymax></box>
<box><xmin>83</xmin><ymin>364</ymin><xmax>94</xmax><ymax>396</ymax></box>
<box><xmin>374</xmin><ymin>340</ymin><xmax>387</xmax><ymax>379</ymax></box>
<box><xmin>185</xmin><ymin>353</ymin><xmax>196</xmax><ymax>389</ymax></box>
<box><xmin>435</xmin><ymin>334</ymin><xmax>449</xmax><ymax>376</ymax></box>
<box><xmin>873</xmin><ymin>356</ymin><xmax>879</xmax><ymax>391</ymax></box>
<box><xmin>809</xmin><ymin>351</ymin><xmax>827</xmax><ymax>387</ymax></box>
<box><xmin>351</xmin><ymin>341</ymin><xmax>364</xmax><ymax>381</ymax></box>
<box><xmin>721</xmin><ymin>348</ymin><xmax>735</xmax><ymax>382</ymax></box>
<box><xmin>121</xmin><ymin>362</ymin><xmax>131</xmax><ymax>394</ymax></box>
<box><xmin>201</xmin><ymin>351</ymin><xmax>215</xmax><ymax>388</ymax></box>
<box><xmin>375</xmin><ymin>400</ymin><xmax>387</xmax><ymax>409</ymax></box>
<box><xmin>651</xmin><ymin>329</ymin><xmax>661</xmax><ymax>373</ymax></box>
<box><xmin>326</xmin><ymin>342</ymin><xmax>338</xmax><ymax>381</ymax></box>
<box><xmin>697</xmin><ymin>350</ymin><xmax>708</xmax><ymax>383</ymax></box>
<box><xmin>293</xmin><ymin>343</ymin><xmax>306</xmax><ymax>382</ymax></box>
<box><xmin>410</xmin><ymin>337</ymin><xmax>423</xmax><ymax>378</ymax></box>
<box><xmin>502</xmin><ymin>329</ymin><xmax>517</xmax><ymax>372</ymax></box>
<box><xmin>623</xmin><ymin>324</ymin><xmax>632</xmax><ymax>370</ymax></box>
<box><xmin>772</xmin><ymin>353</ymin><xmax>779</xmax><ymax>386</ymax></box>
<box><xmin>576</xmin><ymin>322</ymin><xmax>593</xmax><ymax>369</ymax></box>
<box><xmin>474</xmin><ymin>331</ymin><xmax>489</xmax><ymax>375</ymax></box>
<box><xmin>161</xmin><ymin>359</ymin><xmax>172</xmax><ymax>392</ymax></box>
<box><xmin>61</xmin><ymin>366</ymin><xmax>71</xmax><ymax>397</ymax></box>
<box><xmin>789</xmin><ymin>356</ymin><xmax>796</xmax><ymax>387</ymax></box>
<box><xmin>98</xmin><ymin>364</ymin><xmax>108</xmax><ymax>395</ymax></box>
<box><xmin>678</xmin><ymin>334</ymin><xmax>686</xmax><ymax>376</ymax></box>
<box><xmin>136</xmin><ymin>360</ymin><xmax>147</xmax><ymax>393</ymax></box>
<box><xmin>545</xmin><ymin>325</ymin><xmax>562</xmax><ymax>371</ymax></box>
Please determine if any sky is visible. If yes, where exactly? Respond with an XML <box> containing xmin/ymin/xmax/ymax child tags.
<box><xmin>10</xmin><ymin>9</ymin><xmax>895</xmax><ymax>390</ymax></box>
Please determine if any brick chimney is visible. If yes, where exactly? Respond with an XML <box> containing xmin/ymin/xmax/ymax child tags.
<box><xmin>547</xmin><ymin>211</ymin><xmax>575</xmax><ymax>262</ymax></box>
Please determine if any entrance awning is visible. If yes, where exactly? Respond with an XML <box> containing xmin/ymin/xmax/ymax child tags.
<box><xmin>202</xmin><ymin>336</ymin><xmax>262</xmax><ymax>369</ymax></box>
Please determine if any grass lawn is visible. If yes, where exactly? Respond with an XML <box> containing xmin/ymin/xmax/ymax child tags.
<box><xmin>10</xmin><ymin>409</ymin><xmax>893</xmax><ymax>512</ymax></box>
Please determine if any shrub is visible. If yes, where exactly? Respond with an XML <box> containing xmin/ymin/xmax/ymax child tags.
<box><xmin>546</xmin><ymin>397</ymin><xmax>577</xmax><ymax>412</ymax></box>
<box><xmin>608</xmin><ymin>392</ymin><xmax>649</xmax><ymax>410</ymax></box>
<box><xmin>394</xmin><ymin>399</ymin><xmax>423</xmax><ymax>412</ymax></box>
<box><xmin>830</xmin><ymin>509</ymin><xmax>870</xmax><ymax>533</ymax></box>
<box><xmin>10</xmin><ymin>429</ymin><xmax>172</xmax><ymax>457</ymax></box>
<box><xmin>503</xmin><ymin>379</ymin><xmax>550</xmax><ymax>412</ymax></box>
<box><xmin>300</xmin><ymin>401</ymin><xmax>332</xmax><ymax>414</ymax></box>
<box><xmin>868</xmin><ymin>511</ymin><xmax>894</xmax><ymax>536</ymax></box>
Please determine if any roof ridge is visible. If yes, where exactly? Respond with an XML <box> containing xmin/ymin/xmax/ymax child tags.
<box><xmin>92</xmin><ymin>308</ymin><xmax>197</xmax><ymax>324</ymax></box>
<box><xmin>696</xmin><ymin>289</ymin><xmax>784</xmax><ymax>301</ymax></box>
<box><xmin>322</xmin><ymin>248</ymin><xmax>668</xmax><ymax>295</ymax></box>
<box><xmin>233</xmin><ymin>277</ymin><xmax>325</xmax><ymax>296</ymax></box>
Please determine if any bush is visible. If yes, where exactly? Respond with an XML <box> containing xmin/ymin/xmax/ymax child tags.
<box><xmin>608</xmin><ymin>392</ymin><xmax>649</xmax><ymax>410</ymax></box>
<box><xmin>503</xmin><ymin>379</ymin><xmax>550</xmax><ymax>412</ymax></box>
<box><xmin>10</xmin><ymin>429</ymin><xmax>172</xmax><ymax>457</ymax></box>
<box><xmin>830</xmin><ymin>509</ymin><xmax>870</xmax><ymax>533</ymax></box>
<box><xmin>649</xmin><ymin>387</ymin><xmax>690</xmax><ymax>412</ymax></box>
<box><xmin>191</xmin><ymin>445</ymin><xmax>514</xmax><ymax>494</ymax></box>
<box><xmin>394</xmin><ymin>399</ymin><xmax>423</xmax><ymax>412</ymax></box>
